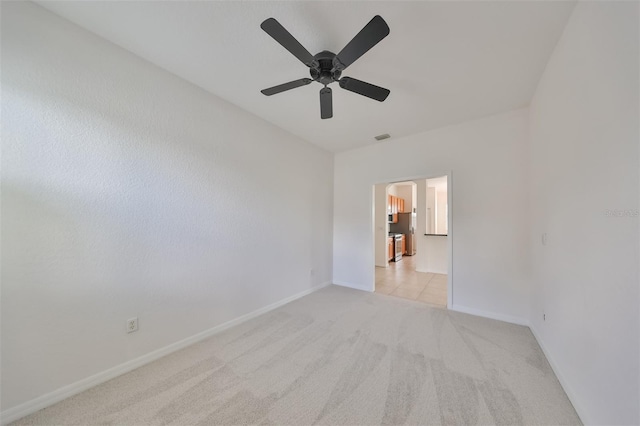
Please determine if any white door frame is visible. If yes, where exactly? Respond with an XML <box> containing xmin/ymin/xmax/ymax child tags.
<box><xmin>371</xmin><ymin>171</ymin><xmax>453</xmax><ymax>309</ymax></box>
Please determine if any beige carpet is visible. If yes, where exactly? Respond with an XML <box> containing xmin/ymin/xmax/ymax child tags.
<box><xmin>13</xmin><ymin>285</ymin><xmax>581</xmax><ymax>425</ymax></box>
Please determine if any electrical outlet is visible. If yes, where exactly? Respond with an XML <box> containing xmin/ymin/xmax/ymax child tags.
<box><xmin>310</xmin><ymin>268</ymin><xmax>315</xmax><ymax>277</ymax></box>
<box><xmin>126</xmin><ymin>317</ymin><xmax>138</xmax><ymax>333</ymax></box>
<box><xmin>542</xmin><ymin>233</ymin><xmax>548</xmax><ymax>245</ymax></box>
<box><xmin>543</xmin><ymin>313</ymin><xmax>546</xmax><ymax>321</ymax></box>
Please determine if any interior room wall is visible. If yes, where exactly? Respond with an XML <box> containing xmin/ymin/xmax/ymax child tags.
<box><xmin>394</xmin><ymin>184</ymin><xmax>413</xmax><ymax>212</ymax></box>
<box><xmin>436</xmin><ymin>190</ymin><xmax>448</xmax><ymax>234</ymax></box>
<box><xmin>411</xmin><ymin>184</ymin><xmax>417</xmax><ymax>215</ymax></box>
<box><xmin>423</xmin><ymin>236</ymin><xmax>448</xmax><ymax>275</ymax></box>
<box><xmin>426</xmin><ymin>187</ymin><xmax>436</xmax><ymax>234</ymax></box>
<box><xmin>414</xmin><ymin>180</ymin><xmax>429</xmax><ymax>272</ymax></box>
<box><xmin>333</xmin><ymin>108</ymin><xmax>530</xmax><ymax>324</ymax></box>
<box><xmin>528</xmin><ymin>2</ymin><xmax>639</xmax><ymax>424</ymax></box>
<box><xmin>374</xmin><ymin>184</ymin><xmax>389</xmax><ymax>267</ymax></box>
<box><xmin>2</xmin><ymin>2</ymin><xmax>334</xmax><ymax>414</ymax></box>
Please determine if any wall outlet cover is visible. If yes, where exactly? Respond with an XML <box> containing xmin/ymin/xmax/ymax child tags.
<box><xmin>127</xmin><ymin>317</ymin><xmax>138</xmax><ymax>333</ymax></box>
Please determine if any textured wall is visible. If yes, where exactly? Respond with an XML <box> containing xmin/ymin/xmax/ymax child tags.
<box><xmin>1</xmin><ymin>2</ymin><xmax>333</xmax><ymax>411</ymax></box>
<box><xmin>528</xmin><ymin>2</ymin><xmax>639</xmax><ymax>424</ymax></box>
<box><xmin>333</xmin><ymin>109</ymin><xmax>530</xmax><ymax>324</ymax></box>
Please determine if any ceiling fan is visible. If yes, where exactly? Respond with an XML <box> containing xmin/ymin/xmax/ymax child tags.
<box><xmin>260</xmin><ymin>15</ymin><xmax>390</xmax><ymax>119</ymax></box>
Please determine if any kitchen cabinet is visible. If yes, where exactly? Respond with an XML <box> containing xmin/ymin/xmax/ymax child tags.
<box><xmin>387</xmin><ymin>195</ymin><xmax>406</xmax><ymax>214</ymax></box>
<box><xmin>401</xmin><ymin>235</ymin><xmax>406</xmax><ymax>255</ymax></box>
<box><xmin>388</xmin><ymin>237</ymin><xmax>393</xmax><ymax>261</ymax></box>
<box><xmin>388</xmin><ymin>195</ymin><xmax>397</xmax><ymax>223</ymax></box>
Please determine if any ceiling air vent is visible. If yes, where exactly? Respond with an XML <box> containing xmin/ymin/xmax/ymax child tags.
<box><xmin>374</xmin><ymin>133</ymin><xmax>390</xmax><ymax>141</ymax></box>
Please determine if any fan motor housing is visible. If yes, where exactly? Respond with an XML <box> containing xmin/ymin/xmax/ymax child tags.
<box><xmin>310</xmin><ymin>51</ymin><xmax>341</xmax><ymax>85</ymax></box>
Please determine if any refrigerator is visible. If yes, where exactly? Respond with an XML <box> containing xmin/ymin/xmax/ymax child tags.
<box><xmin>389</xmin><ymin>212</ymin><xmax>416</xmax><ymax>255</ymax></box>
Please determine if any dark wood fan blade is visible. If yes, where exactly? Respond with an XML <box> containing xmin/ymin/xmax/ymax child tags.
<box><xmin>320</xmin><ymin>87</ymin><xmax>333</xmax><ymax>119</ymax></box>
<box><xmin>339</xmin><ymin>77</ymin><xmax>390</xmax><ymax>102</ymax></box>
<box><xmin>334</xmin><ymin>16</ymin><xmax>389</xmax><ymax>70</ymax></box>
<box><xmin>261</xmin><ymin>78</ymin><xmax>313</xmax><ymax>96</ymax></box>
<box><xmin>261</xmin><ymin>18</ymin><xmax>317</xmax><ymax>68</ymax></box>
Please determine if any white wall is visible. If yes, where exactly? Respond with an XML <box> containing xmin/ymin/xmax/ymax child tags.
<box><xmin>436</xmin><ymin>190</ymin><xmax>448</xmax><ymax>234</ymax></box>
<box><xmin>423</xmin><ymin>236</ymin><xmax>448</xmax><ymax>275</ymax></box>
<box><xmin>1</xmin><ymin>2</ymin><xmax>333</xmax><ymax>414</ymax></box>
<box><xmin>394</xmin><ymin>184</ymin><xmax>413</xmax><ymax>213</ymax></box>
<box><xmin>411</xmin><ymin>184</ymin><xmax>417</xmax><ymax>215</ymax></box>
<box><xmin>415</xmin><ymin>180</ymin><xmax>429</xmax><ymax>273</ymax></box>
<box><xmin>528</xmin><ymin>2</ymin><xmax>639</xmax><ymax>424</ymax></box>
<box><xmin>426</xmin><ymin>186</ymin><xmax>436</xmax><ymax>234</ymax></box>
<box><xmin>333</xmin><ymin>108</ymin><xmax>530</xmax><ymax>324</ymax></box>
<box><xmin>374</xmin><ymin>184</ymin><xmax>389</xmax><ymax>267</ymax></box>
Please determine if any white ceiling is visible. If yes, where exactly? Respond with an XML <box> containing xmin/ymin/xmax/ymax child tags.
<box><xmin>37</xmin><ymin>1</ymin><xmax>575</xmax><ymax>152</ymax></box>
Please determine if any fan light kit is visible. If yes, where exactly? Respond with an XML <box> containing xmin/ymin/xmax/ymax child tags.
<box><xmin>260</xmin><ymin>16</ymin><xmax>391</xmax><ymax>119</ymax></box>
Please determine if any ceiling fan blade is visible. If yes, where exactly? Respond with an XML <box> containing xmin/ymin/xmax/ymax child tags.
<box><xmin>339</xmin><ymin>77</ymin><xmax>390</xmax><ymax>102</ymax></box>
<box><xmin>261</xmin><ymin>18</ymin><xmax>318</xmax><ymax>68</ymax></box>
<box><xmin>320</xmin><ymin>87</ymin><xmax>333</xmax><ymax>119</ymax></box>
<box><xmin>261</xmin><ymin>78</ymin><xmax>313</xmax><ymax>96</ymax></box>
<box><xmin>334</xmin><ymin>15</ymin><xmax>389</xmax><ymax>71</ymax></box>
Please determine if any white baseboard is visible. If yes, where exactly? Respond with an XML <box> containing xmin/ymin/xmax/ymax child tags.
<box><xmin>528</xmin><ymin>324</ymin><xmax>588</xmax><ymax>425</ymax></box>
<box><xmin>450</xmin><ymin>304</ymin><xmax>529</xmax><ymax>326</ymax></box>
<box><xmin>0</xmin><ymin>281</ymin><xmax>331</xmax><ymax>425</ymax></box>
<box><xmin>333</xmin><ymin>280</ymin><xmax>373</xmax><ymax>292</ymax></box>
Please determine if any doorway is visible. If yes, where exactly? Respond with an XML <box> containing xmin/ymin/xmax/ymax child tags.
<box><xmin>373</xmin><ymin>175</ymin><xmax>451</xmax><ymax>308</ymax></box>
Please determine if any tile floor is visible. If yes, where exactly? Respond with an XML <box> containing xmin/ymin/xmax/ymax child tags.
<box><xmin>375</xmin><ymin>254</ymin><xmax>447</xmax><ymax>307</ymax></box>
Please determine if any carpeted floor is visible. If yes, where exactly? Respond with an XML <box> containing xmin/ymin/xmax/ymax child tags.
<box><xmin>13</xmin><ymin>285</ymin><xmax>581</xmax><ymax>425</ymax></box>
